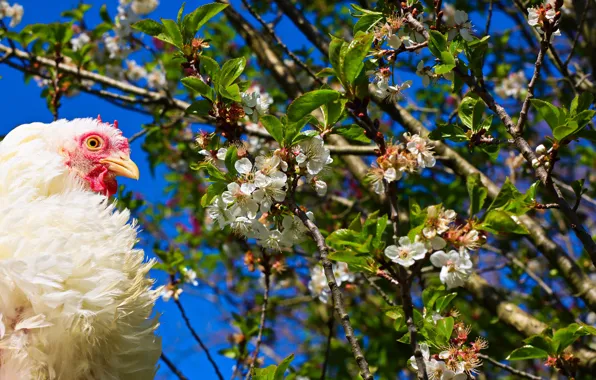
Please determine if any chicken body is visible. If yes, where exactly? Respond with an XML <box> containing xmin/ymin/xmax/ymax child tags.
<box><xmin>0</xmin><ymin>119</ymin><xmax>161</xmax><ymax>379</ymax></box>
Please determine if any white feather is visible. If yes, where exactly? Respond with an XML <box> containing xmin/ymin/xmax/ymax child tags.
<box><xmin>0</xmin><ymin>119</ymin><xmax>161</xmax><ymax>379</ymax></box>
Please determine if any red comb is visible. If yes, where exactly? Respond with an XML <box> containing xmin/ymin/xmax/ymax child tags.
<box><xmin>97</xmin><ymin>114</ymin><xmax>102</xmax><ymax>123</ymax></box>
<box><xmin>113</xmin><ymin>120</ymin><xmax>119</xmax><ymax>129</ymax></box>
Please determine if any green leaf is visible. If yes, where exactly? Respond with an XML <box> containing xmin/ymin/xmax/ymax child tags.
<box><xmin>479</xmin><ymin>210</ymin><xmax>529</xmax><ymax>235</ymax></box>
<box><xmin>571</xmin><ymin>179</ymin><xmax>586</xmax><ymax>200</ymax></box>
<box><xmin>200</xmin><ymin>56</ymin><xmax>220</xmax><ymax>78</ymax></box>
<box><xmin>429</xmin><ymin>123</ymin><xmax>469</xmax><ymax>142</ymax></box>
<box><xmin>343</xmin><ymin>31</ymin><xmax>374</xmax><ymax>84</ymax></box>
<box><xmin>182</xmin><ymin>2</ymin><xmax>228</xmax><ymax>38</ymax></box>
<box><xmin>459</xmin><ymin>95</ymin><xmax>485</xmax><ymax>130</ymax></box>
<box><xmin>323</xmin><ymin>98</ymin><xmax>347</xmax><ymax>127</ymax></box>
<box><xmin>523</xmin><ymin>335</ymin><xmax>554</xmax><ymax>355</ymax></box>
<box><xmin>530</xmin><ymin>99</ymin><xmax>563</xmax><ymax>130</ymax></box>
<box><xmin>186</xmin><ymin>99</ymin><xmax>213</xmax><ymax>117</ymax></box>
<box><xmin>570</xmin><ymin>92</ymin><xmax>594</xmax><ymax>114</ymax></box>
<box><xmin>435</xmin><ymin>293</ymin><xmax>457</xmax><ymax>313</ymax></box>
<box><xmin>176</xmin><ymin>3</ymin><xmax>186</xmax><ymax>25</ymax></box>
<box><xmin>428</xmin><ymin>30</ymin><xmax>447</xmax><ymax>58</ymax></box>
<box><xmin>553</xmin><ymin>121</ymin><xmax>579</xmax><ymax>141</ymax></box>
<box><xmin>220</xmin><ymin>83</ymin><xmax>242</xmax><ymax>102</ymax></box>
<box><xmin>274</xmin><ymin>354</ymin><xmax>294</xmax><ymax>380</ymax></box>
<box><xmin>487</xmin><ymin>178</ymin><xmax>536</xmax><ymax>215</ymax></box>
<box><xmin>506</xmin><ymin>345</ymin><xmax>549</xmax><ymax>361</ymax></box>
<box><xmin>374</xmin><ymin>214</ymin><xmax>388</xmax><ymax>248</ymax></box>
<box><xmin>329</xmin><ymin>36</ymin><xmax>347</xmax><ymax>85</ymax></box>
<box><xmin>287</xmin><ymin>90</ymin><xmax>340</xmax><ymax>122</ymax></box>
<box><xmin>181</xmin><ymin>77</ymin><xmax>214</xmax><ymax>101</ymax></box>
<box><xmin>99</xmin><ymin>4</ymin><xmax>112</xmax><ymax>24</ymax></box>
<box><xmin>348</xmin><ymin>213</ymin><xmax>363</xmax><ymax>232</ymax></box>
<box><xmin>552</xmin><ymin>324</ymin><xmax>589</xmax><ymax>354</ymax></box>
<box><xmin>334</xmin><ymin>124</ymin><xmax>371</xmax><ymax>143</ymax></box>
<box><xmin>353</xmin><ymin>13</ymin><xmax>383</xmax><ymax>34</ymax></box>
<box><xmin>160</xmin><ymin>19</ymin><xmax>183</xmax><ymax>48</ymax></box>
<box><xmin>467</xmin><ymin>173</ymin><xmax>488</xmax><ymax>216</ymax></box>
<box><xmin>436</xmin><ymin>317</ymin><xmax>454</xmax><ymax>345</ymax></box>
<box><xmin>201</xmin><ymin>181</ymin><xmax>227</xmax><ymax>207</ymax></box>
<box><xmin>259</xmin><ymin>115</ymin><xmax>284</xmax><ymax>144</ymax></box>
<box><xmin>218</xmin><ymin>57</ymin><xmax>246</xmax><ymax>90</ymax></box>
<box><xmin>224</xmin><ymin>145</ymin><xmax>238</xmax><ymax>176</ymax></box>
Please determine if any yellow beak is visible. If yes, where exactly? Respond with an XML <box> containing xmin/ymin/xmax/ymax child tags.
<box><xmin>100</xmin><ymin>154</ymin><xmax>140</xmax><ymax>180</ymax></box>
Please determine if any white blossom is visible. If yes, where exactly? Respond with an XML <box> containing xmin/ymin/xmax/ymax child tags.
<box><xmin>384</xmin><ymin>236</ymin><xmax>427</xmax><ymax>267</ymax></box>
<box><xmin>221</xmin><ymin>182</ymin><xmax>259</xmax><ymax>219</ymax></box>
<box><xmin>0</xmin><ymin>1</ymin><xmax>23</xmax><ymax>27</ymax></box>
<box><xmin>104</xmin><ymin>35</ymin><xmax>121</xmax><ymax>59</ymax></box>
<box><xmin>241</xmin><ymin>88</ymin><xmax>273</xmax><ymax>122</ymax></box>
<box><xmin>416</xmin><ymin>61</ymin><xmax>433</xmax><ymax>87</ymax></box>
<box><xmin>405</xmin><ymin>133</ymin><xmax>436</xmax><ymax>169</ymax></box>
<box><xmin>255</xmin><ymin>154</ymin><xmax>281</xmax><ymax>175</ymax></box>
<box><xmin>70</xmin><ymin>33</ymin><xmax>90</xmax><ymax>52</ymax></box>
<box><xmin>147</xmin><ymin>68</ymin><xmax>167</xmax><ymax>89</ymax></box>
<box><xmin>447</xmin><ymin>10</ymin><xmax>474</xmax><ymax>41</ymax></box>
<box><xmin>423</xmin><ymin>205</ymin><xmax>456</xmax><ymax>238</ymax></box>
<box><xmin>181</xmin><ymin>267</ymin><xmax>198</xmax><ymax>286</ymax></box>
<box><xmin>333</xmin><ymin>262</ymin><xmax>354</xmax><ymax>285</ymax></box>
<box><xmin>410</xmin><ymin>343</ymin><xmax>467</xmax><ymax>380</ymax></box>
<box><xmin>372</xmin><ymin>80</ymin><xmax>412</xmax><ymax>103</ymax></box>
<box><xmin>297</xmin><ymin>136</ymin><xmax>333</xmax><ymax>176</ymax></box>
<box><xmin>252</xmin><ymin>171</ymin><xmax>287</xmax><ymax>212</ymax></box>
<box><xmin>161</xmin><ymin>287</ymin><xmax>182</xmax><ymax>302</ymax></box>
<box><xmin>308</xmin><ymin>265</ymin><xmax>329</xmax><ymax>303</ymax></box>
<box><xmin>206</xmin><ymin>196</ymin><xmax>232</xmax><ymax>228</ymax></box>
<box><xmin>314</xmin><ymin>179</ymin><xmax>327</xmax><ymax>196</ymax></box>
<box><xmin>125</xmin><ymin>60</ymin><xmax>148</xmax><ymax>82</ymax></box>
<box><xmin>495</xmin><ymin>70</ymin><xmax>527</xmax><ymax>99</ymax></box>
<box><xmin>281</xmin><ymin>213</ymin><xmax>311</xmax><ymax>245</ymax></box>
<box><xmin>430</xmin><ymin>250</ymin><xmax>473</xmax><ymax>289</ymax></box>
<box><xmin>130</xmin><ymin>0</ymin><xmax>158</xmax><ymax>15</ymax></box>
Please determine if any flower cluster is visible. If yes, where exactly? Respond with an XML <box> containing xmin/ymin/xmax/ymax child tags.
<box><xmin>446</xmin><ymin>10</ymin><xmax>475</xmax><ymax>41</ymax></box>
<box><xmin>410</xmin><ymin>331</ymin><xmax>487</xmax><ymax>379</ymax></box>
<box><xmin>495</xmin><ymin>70</ymin><xmax>527</xmax><ymax>99</ymax></box>
<box><xmin>120</xmin><ymin>0</ymin><xmax>159</xmax><ymax>16</ymax></box>
<box><xmin>0</xmin><ymin>1</ymin><xmax>23</xmax><ymax>28</ymax></box>
<box><xmin>383</xmin><ymin>205</ymin><xmax>482</xmax><ymax>289</ymax></box>
<box><xmin>373</xmin><ymin>14</ymin><xmax>426</xmax><ymax>51</ymax></box>
<box><xmin>123</xmin><ymin>60</ymin><xmax>167</xmax><ymax>89</ymax></box>
<box><xmin>308</xmin><ymin>262</ymin><xmax>354</xmax><ymax>303</ymax></box>
<box><xmin>368</xmin><ymin>133</ymin><xmax>436</xmax><ymax>194</ymax></box>
<box><xmin>205</xmin><ymin>137</ymin><xmax>332</xmax><ymax>250</ymax></box>
<box><xmin>528</xmin><ymin>0</ymin><xmax>561</xmax><ymax>40</ymax></box>
<box><xmin>241</xmin><ymin>85</ymin><xmax>273</xmax><ymax>122</ymax></box>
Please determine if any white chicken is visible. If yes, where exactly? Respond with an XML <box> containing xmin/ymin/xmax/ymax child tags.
<box><xmin>0</xmin><ymin>118</ymin><xmax>161</xmax><ymax>379</ymax></box>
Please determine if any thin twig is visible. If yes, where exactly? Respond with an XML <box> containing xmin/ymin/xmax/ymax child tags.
<box><xmin>160</xmin><ymin>353</ymin><xmax>190</xmax><ymax>380</ymax></box>
<box><xmin>241</xmin><ymin>0</ymin><xmax>323</xmax><ymax>87</ymax></box>
<box><xmin>363</xmin><ymin>275</ymin><xmax>396</xmax><ymax>306</ymax></box>
<box><xmin>292</xmin><ymin>205</ymin><xmax>374</xmax><ymax>380</ymax></box>
<box><xmin>320</xmin><ymin>312</ymin><xmax>334</xmax><ymax>380</ymax></box>
<box><xmin>485</xmin><ymin>0</ymin><xmax>493</xmax><ymax>36</ymax></box>
<box><xmin>563</xmin><ymin>0</ymin><xmax>590</xmax><ymax>68</ymax></box>
<box><xmin>245</xmin><ymin>254</ymin><xmax>271</xmax><ymax>380</ymax></box>
<box><xmin>478</xmin><ymin>354</ymin><xmax>544</xmax><ymax>380</ymax></box>
<box><xmin>174</xmin><ymin>297</ymin><xmax>225</xmax><ymax>380</ymax></box>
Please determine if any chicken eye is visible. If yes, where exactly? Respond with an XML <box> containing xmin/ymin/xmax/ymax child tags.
<box><xmin>85</xmin><ymin>136</ymin><xmax>103</xmax><ymax>151</ymax></box>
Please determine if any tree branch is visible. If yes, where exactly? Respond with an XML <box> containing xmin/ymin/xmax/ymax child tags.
<box><xmin>160</xmin><ymin>353</ymin><xmax>190</xmax><ymax>380</ymax></box>
<box><xmin>245</xmin><ymin>254</ymin><xmax>271</xmax><ymax>380</ymax></box>
<box><xmin>174</xmin><ymin>297</ymin><xmax>225</xmax><ymax>380</ymax></box>
<box><xmin>292</xmin><ymin>206</ymin><xmax>374</xmax><ymax>380</ymax></box>
<box><xmin>478</xmin><ymin>353</ymin><xmax>544</xmax><ymax>380</ymax></box>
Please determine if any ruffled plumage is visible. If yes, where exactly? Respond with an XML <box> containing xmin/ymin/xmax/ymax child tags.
<box><xmin>0</xmin><ymin>119</ymin><xmax>161</xmax><ymax>379</ymax></box>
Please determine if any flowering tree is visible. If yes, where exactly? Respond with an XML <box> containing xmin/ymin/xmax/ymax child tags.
<box><xmin>2</xmin><ymin>0</ymin><xmax>596</xmax><ymax>379</ymax></box>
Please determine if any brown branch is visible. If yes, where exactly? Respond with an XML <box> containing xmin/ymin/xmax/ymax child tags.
<box><xmin>515</xmin><ymin>33</ymin><xmax>549</xmax><ymax>134</ymax></box>
<box><xmin>485</xmin><ymin>0</ymin><xmax>494</xmax><ymax>36</ymax></box>
<box><xmin>245</xmin><ymin>254</ymin><xmax>271</xmax><ymax>380</ymax></box>
<box><xmin>160</xmin><ymin>353</ymin><xmax>190</xmax><ymax>380</ymax></box>
<box><xmin>363</xmin><ymin>274</ymin><xmax>396</xmax><ymax>306</ymax></box>
<box><xmin>270</xmin><ymin>0</ymin><xmax>596</xmax><ymax>314</ymax></box>
<box><xmin>563</xmin><ymin>0</ymin><xmax>590</xmax><ymax>68</ymax></box>
<box><xmin>292</xmin><ymin>205</ymin><xmax>374</xmax><ymax>380</ymax></box>
<box><xmin>272</xmin><ymin>0</ymin><xmax>330</xmax><ymax>54</ymax></box>
<box><xmin>174</xmin><ymin>297</ymin><xmax>225</xmax><ymax>380</ymax></box>
<box><xmin>464</xmin><ymin>273</ymin><xmax>596</xmax><ymax>371</ymax></box>
<box><xmin>320</xmin><ymin>312</ymin><xmax>334</xmax><ymax>380</ymax></box>
<box><xmin>454</xmin><ymin>67</ymin><xmax>596</xmax><ymax>268</ymax></box>
<box><xmin>478</xmin><ymin>353</ymin><xmax>544</xmax><ymax>380</ymax></box>
<box><xmin>241</xmin><ymin>0</ymin><xmax>323</xmax><ymax>86</ymax></box>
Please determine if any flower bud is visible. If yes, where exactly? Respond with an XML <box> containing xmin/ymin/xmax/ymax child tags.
<box><xmin>535</xmin><ymin>144</ymin><xmax>546</xmax><ymax>155</ymax></box>
<box><xmin>532</xmin><ymin>158</ymin><xmax>540</xmax><ymax>168</ymax></box>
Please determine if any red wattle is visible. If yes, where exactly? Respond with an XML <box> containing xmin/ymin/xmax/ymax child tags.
<box><xmin>85</xmin><ymin>166</ymin><xmax>118</xmax><ymax>196</ymax></box>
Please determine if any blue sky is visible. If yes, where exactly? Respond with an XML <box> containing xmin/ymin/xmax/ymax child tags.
<box><xmin>0</xmin><ymin>1</ymin><xmax>520</xmax><ymax>379</ymax></box>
